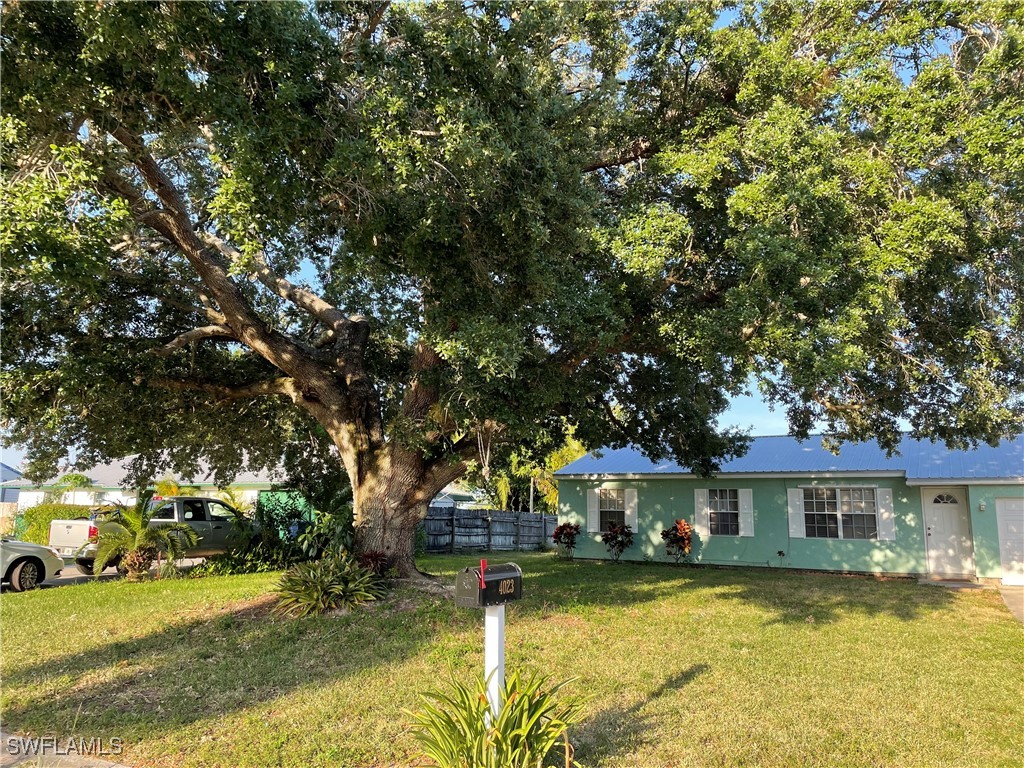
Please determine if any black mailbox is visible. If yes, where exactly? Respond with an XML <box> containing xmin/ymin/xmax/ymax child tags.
<box><xmin>455</xmin><ymin>562</ymin><xmax>523</xmax><ymax>608</ymax></box>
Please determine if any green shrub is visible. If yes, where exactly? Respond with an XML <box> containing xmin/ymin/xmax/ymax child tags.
<box><xmin>19</xmin><ymin>503</ymin><xmax>94</xmax><ymax>544</ymax></box>
<box><xmin>274</xmin><ymin>553</ymin><xmax>386</xmax><ymax>617</ymax></box>
<box><xmin>236</xmin><ymin>493</ymin><xmax>310</xmax><ymax>562</ymax></box>
<box><xmin>407</xmin><ymin>669</ymin><xmax>584</xmax><ymax>768</ymax></box>
<box><xmin>296</xmin><ymin>506</ymin><xmax>354</xmax><ymax>559</ymax></box>
<box><xmin>188</xmin><ymin>545</ymin><xmax>295</xmax><ymax>578</ymax></box>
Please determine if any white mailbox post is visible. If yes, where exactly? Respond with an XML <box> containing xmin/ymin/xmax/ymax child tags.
<box><xmin>454</xmin><ymin>559</ymin><xmax>524</xmax><ymax>719</ymax></box>
<box><xmin>484</xmin><ymin>603</ymin><xmax>505</xmax><ymax>715</ymax></box>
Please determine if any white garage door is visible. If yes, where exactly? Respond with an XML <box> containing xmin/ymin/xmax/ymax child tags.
<box><xmin>997</xmin><ymin>497</ymin><xmax>1024</xmax><ymax>586</ymax></box>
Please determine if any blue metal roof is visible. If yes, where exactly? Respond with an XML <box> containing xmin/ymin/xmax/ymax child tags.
<box><xmin>555</xmin><ymin>434</ymin><xmax>1024</xmax><ymax>481</ymax></box>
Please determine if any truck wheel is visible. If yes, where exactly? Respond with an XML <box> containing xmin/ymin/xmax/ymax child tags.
<box><xmin>9</xmin><ymin>559</ymin><xmax>43</xmax><ymax>591</ymax></box>
<box><xmin>75</xmin><ymin>560</ymin><xmax>95</xmax><ymax>576</ymax></box>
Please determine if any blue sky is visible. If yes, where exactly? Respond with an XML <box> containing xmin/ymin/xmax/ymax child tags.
<box><xmin>717</xmin><ymin>389</ymin><xmax>790</xmax><ymax>436</ymax></box>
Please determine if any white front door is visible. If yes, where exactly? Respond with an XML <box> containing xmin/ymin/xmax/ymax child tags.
<box><xmin>922</xmin><ymin>487</ymin><xmax>975</xmax><ymax>579</ymax></box>
<box><xmin>996</xmin><ymin>497</ymin><xmax>1024</xmax><ymax>586</ymax></box>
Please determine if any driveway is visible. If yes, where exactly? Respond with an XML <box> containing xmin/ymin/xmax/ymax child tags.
<box><xmin>1002</xmin><ymin>585</ymin><xmax>1024</xmax><ymax>623</ymax></box>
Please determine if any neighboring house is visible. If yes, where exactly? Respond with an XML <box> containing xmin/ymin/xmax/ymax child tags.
<box><xmin>431</xmin><ymin>483</ymin><xmax>480</xmax><ymax>509</ymax></box>
<box><xmin>0</xmin><ymin>463</ymin><xmax>22</xmax><ymax>505</ymax></box>
<box><xmin>0</xmin><ymin>457</ymin><xmax>288</xmax><ymax>511</ymax></box>
<box><xmin>555</xmin><ymin>435</ymin><xmax>1024</xmax><ymax>585</ymax></box>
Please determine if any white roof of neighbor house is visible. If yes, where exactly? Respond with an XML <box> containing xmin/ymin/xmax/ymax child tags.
<box><xmin>0</xmin><ymin>456</ymin><xmax>284</xmax><ymax>490</ymax></box>
<box><xmin>556</xmin><ymin>434</ymin><xmax>1024</xmax><ymax>484</ymax></box>
<box><xmin>432</xmin><ymin>482</ymin><xmax>479</xmax><ymax>505</ymax></box>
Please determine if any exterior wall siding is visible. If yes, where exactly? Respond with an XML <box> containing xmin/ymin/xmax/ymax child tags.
<box><xmin>966</xmin><ymin>485</ymin><xmax>1024</xmax><ymax>579</ymax></box>
<box><xmin>559</xmin><ymin>476</ymin><xmax>929</xmax><ymax>575</ymax></box>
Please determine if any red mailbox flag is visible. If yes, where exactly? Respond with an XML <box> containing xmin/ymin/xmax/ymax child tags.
<box><xmin>479</xmin><ymin>559</ymin><xmax>487</xmax><ymax>589</ymax></box>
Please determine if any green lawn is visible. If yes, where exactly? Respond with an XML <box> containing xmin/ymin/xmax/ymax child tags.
<box><xmin>2</xmin><ymin>554</ymin><xmax>1022</xmax><ymax>767</ymax></box>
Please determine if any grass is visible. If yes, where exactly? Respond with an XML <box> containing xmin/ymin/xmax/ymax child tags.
<box><xmin>1</xmin><ymin>554</ymin><xmax>1022</xmax><ymax>767</ymax></box>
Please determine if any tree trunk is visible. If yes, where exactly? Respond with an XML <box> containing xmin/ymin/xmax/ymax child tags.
<box><xmin>353</xmin><ymin>498</ymin><xmax>425</xmax><ymax>577</ymax></box>
<box><xmin>349</xmin><ymin>445</ymin><xmax>464</xmax><ymax>577</ymax></box>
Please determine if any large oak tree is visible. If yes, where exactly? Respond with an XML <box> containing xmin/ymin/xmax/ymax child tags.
<box><xmin>3</xmin><ymin>1</ymin><xmax>1021</xmax><ymax>574</ymax></box>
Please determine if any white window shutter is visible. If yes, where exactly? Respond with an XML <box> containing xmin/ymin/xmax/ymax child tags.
<box><xmin>586</xmin><ymin>489</ymin><xmax>600</xmax><ymax>533</ymax></box>
<box><xmin>876</xmin><ymin>488</ymin><xmax>895</xmax><ymax>541</ymax></box>
<box><xmin>739</xmin><ymin>489</ymin><xmax>754</xmax><ymax>537</ymax></box>
<box><xmin>624</xmin><ymin>488</ymin><xmax>638</xmax><ymax>531</ymax></box>
<box><xmin>788</xmin><ymin>488</ymin><xmax>805</xmax><ymax>539</ymax></box>
<box><xmin>694</xmin><ymin>489</ymin><xmax>709</xmax><ymax>538</ymax></box>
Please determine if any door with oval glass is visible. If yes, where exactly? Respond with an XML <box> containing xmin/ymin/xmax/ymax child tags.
<box><xmin>921</xmin><ymin>487</ymin><xmax>975</xmax><ymax>579</ymax></box>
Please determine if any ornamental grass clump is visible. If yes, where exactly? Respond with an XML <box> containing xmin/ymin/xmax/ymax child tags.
<box><xmin>551</xmin><ymin>522</ymin><xmax>581</xmax><ymax>560</ymax></box>
<box><xmin>274</xmin><ymin>553</ymin><xmax>386</xmax><ymax>617</ymax></box>
<box><xmin>407</xmin><ymin>670</ymin><xmax>584</xmax><ymax>768</ymax></box>
<box><xmin>661</xmin><ymin>519</ymin><xmax>694</xmax><ymax>564</ymax></box>
<box><xmin>600</xmin><ymin>522</ymin><xmax>634</xmax><ymax>562</ymax></box>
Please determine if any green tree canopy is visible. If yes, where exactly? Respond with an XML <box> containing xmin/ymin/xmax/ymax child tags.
<box><xmin>2</xmin><ymin>1</ymin><xmax>1021</xmax><ymax>572</ymax></box>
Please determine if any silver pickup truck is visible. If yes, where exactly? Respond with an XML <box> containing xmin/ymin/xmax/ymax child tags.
<box><xmin>48</xmin><ymin>496</ymin><xmax>246</xmax><ymax>575</ymax></box>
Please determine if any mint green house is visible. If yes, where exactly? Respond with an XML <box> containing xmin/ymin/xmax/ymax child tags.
<box><xmin>555</xmin><ymin>435</ymin><xmax>1024</xmax><ymax>585</ymax></box>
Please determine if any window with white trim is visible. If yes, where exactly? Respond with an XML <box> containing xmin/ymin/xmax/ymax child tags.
<box><xmin>803</xmin><ymin>487</ymin><xmax>878</xmax><ymax>540</ymax></box>
<box><xmin>599</xmin><ymin>489</ymin><xmax>625</xmax><ymax>531</ymax></box>
<box><xmin>709</xmin><ymin>489</ymin><xmax>740</xmax><ymax>535</ymax></box>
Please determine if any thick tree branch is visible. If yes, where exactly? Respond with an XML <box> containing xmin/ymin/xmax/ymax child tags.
<box><xmin>101</xmin><ymin>125</ymin><xmax>376</xmax><ymax>464</ymax></box>
<box><xmin>584</xmin><ymin>138</ymin><xmax>657</xmax><ymax>173</ymax></box>
<box><xmin>146</xmin><ymin>376</ymin><xmax>299</xmax><ymax>402</ymax></box>
<box><xmin>199</xmin><ymin>234</ymin><xmax>366</xmax><ymax>337</ymax></box>
<box><xmin>361</xmin><ymin>1</ymin><xmax>390</xmax><ymax>39</ymax></box>
<box><xmin>151</xmin><ymin>324</ymin><xmax>236</xmax><ymax>357</ymax></box>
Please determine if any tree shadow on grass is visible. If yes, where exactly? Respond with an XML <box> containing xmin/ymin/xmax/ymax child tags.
<box><xmin>2</xmin><ymin>555</ymin><xmax>963</xmax><ymax>764</ymax></box>
<box><xmin>707</xmin><ymin>569</ymin><xmax>958</xmax><ymax>626</ymax></box>
<box><xmin>0</xmin><ymin>588</ymin><xmax>461</xmax><ymax>750</ymax></box>
<box><xmin>436</xmin><ymin>553</ymin><xmax>959</xmax><ymax>627</ymax></box>
<box><xmin>572</xmin><ymin>663</ymin><xmax>710</xmax><ymax>765</ymax></box>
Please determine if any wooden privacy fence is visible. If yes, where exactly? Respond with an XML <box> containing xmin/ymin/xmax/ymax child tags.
<box><xmin>423</xmin><ymin>507</ymin><xmax>557</xmax><ymax>553</ymax></box>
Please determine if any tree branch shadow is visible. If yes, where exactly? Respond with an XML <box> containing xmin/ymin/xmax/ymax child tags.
<box><xmin>573</xmin><ymin>663</ymin><xmax>711</xmax><ymax>764</ymax></box>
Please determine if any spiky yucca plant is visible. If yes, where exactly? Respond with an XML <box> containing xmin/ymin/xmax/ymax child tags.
<box><xmin>93</xmin><ymin>499</ymin><xmax>200</xmax><ymax>579</ymax></box>
<box><xmin>407</xmin><ymin>670</ymin><xmax>584</xmax><ymax>768</ymax></box>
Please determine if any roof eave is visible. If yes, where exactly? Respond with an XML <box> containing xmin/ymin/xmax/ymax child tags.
<box><xmin>904</xmin><ymin>477</ymin><xmax>1024</xmax><ymax>486</ymax></box>
<box><xmin>556</xmin><ymin>470</ymin><xmax>908</xmax><ymax>481</ymax></box>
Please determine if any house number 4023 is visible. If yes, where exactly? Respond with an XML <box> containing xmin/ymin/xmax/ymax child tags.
<box><xmin>497</xmin><ymin>578</ymin><xmax>516</xmax><ymax>595</ymax></box>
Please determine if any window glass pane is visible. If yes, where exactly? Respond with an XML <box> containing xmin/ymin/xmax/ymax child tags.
<box><xmin>601</xmin><ymin>509</ymin><xmax>625</xmax><ymax>531</ymax></box>
<box><xmin>150</xmin><ymin>505</ymin><xmax>174</xmax><ymax>520</ymax></box>
<box><xmin>600</xmin><ymin>489</ymin><xmax>624</xmax><ymax>511</ymax></box>
<box><xmin>182</xmin><ymin>501</ymin><xmax>207</xmax><ymax>521</ymax></box>
<box><xmin>207</xmin><ymin>500</ymin><xmax>235</xmax><ymax>521</ymax></box>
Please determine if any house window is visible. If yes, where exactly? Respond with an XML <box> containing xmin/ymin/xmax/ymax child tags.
<box><xmin>803</xmin><ymin>488</ymin><xmax>878</xmax><ymax>540</ymax></box>
<box><xmin>599</xmin><ymin>489</ymin><xmax>626</xmax><ymax>531</ymax></box>
<box><xmin>933</xmin><ymin>493</ymin><xmax>959</xmax><ymax>504</ymax></box>
<box><xmin>709</xmin><ymin>489</ymin><xmax>740</xmax><ymax>535</ymax></box>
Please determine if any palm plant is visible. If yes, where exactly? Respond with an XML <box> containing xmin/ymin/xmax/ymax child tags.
<box><xmin>93</xmin><ymin>498</ymin><xmax>199</xmax><ymax>579</ymax></box>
